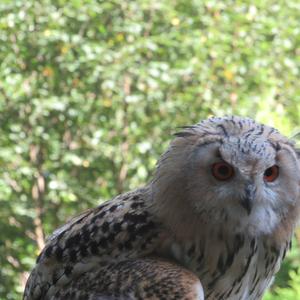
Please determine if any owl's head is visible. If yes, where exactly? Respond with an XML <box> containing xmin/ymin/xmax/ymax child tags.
<box><xmin>152</xmin><ymin>116</ymin><xmax>300</xmax><ymax>239</ymax></box>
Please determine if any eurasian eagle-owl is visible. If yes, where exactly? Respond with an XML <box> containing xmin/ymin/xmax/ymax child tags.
<box><xmin>24</xmin><ymin>116</ymin><xmax>300</xmax><ymax>300</ymax></box>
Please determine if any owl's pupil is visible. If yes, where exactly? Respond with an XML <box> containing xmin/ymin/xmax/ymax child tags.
<box><xmin>264</xmin><ymin>168</ymin><xmax>273</xmax><ymax>177</ymax></box>
<box><xmin>218</xmin><ymin>166</ymin><xmax>229</xmax><ymax>176</ymax></box>
<box><xmin>212</xmin><ymin>162</ymin><xmax>234</xmax><ymax>180</ymax></box>
<box><xmin>263</xmin><ymin>165</ymin><xmax>279</xmax><ymax>182</ymax></box>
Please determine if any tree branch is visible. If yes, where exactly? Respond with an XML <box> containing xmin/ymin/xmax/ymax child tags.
<box><xmin>30</xmin><ymin>144</ymin><xmax>46</xmax><ymax>251</ymax></box>
<box><xmin>116</xmin><ymin>75</ymin><xmax>131</xmax><ymax>194</ymax></box>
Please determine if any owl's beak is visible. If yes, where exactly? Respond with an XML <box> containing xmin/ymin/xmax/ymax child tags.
<box><xmin>241</xmin><ymin>182</ymin><xmax>256</xmax><ymax>215</ymax></box>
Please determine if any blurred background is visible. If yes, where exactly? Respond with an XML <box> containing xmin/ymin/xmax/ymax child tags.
<box><xmin>0</xmin><ymin>0</ymin><xmax>300</xmax><ymax>299</ymax></box>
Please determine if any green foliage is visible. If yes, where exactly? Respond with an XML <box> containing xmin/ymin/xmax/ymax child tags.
<box><xmin>264</xmin><ymin>268</ymin><xmax>300</xmax><ymax>300</ymax></box>
<box><xmin>264</xmin><ymin>238</ymin><xmax>300</xmax><ymax>299</ymax></box>
<box><xmin>0</xmin><ymin>0</ymin><xmax>299</xmax><ymax>299</ymax></box>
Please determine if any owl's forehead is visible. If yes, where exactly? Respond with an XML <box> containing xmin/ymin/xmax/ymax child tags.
<box><xmin>197</xmin><ymin>116</ymin><xmax>289</xmax><ymax>148</ymax></box>
<box><xmin>219</xmin><ymin>135</ymin><xmax>276</xmax><ymax>172</ymax></box>
<box><xmin>224</xmin><ymin>135</ymin><xmax>274</xmax><ymax>157</ymax></box>
<box><xmin>196</xmin><ymin>116</ymin><xmax>288</xmax><ymax>170</ymax></box>
<box><xmin>177</xmin><ymin>116</ymin><xmax>294</xmax><ymax>170</ymax></box>
<box><xmin>199</xmin><ymin>116</ymin><xmax>279</xmax><ymax>139</ymax></box>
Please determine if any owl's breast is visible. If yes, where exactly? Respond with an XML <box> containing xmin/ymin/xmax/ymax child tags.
<box><xmin>168</xmin><ymin>234</ymin><xmax>289</xmax><ymax>300</ymax></box>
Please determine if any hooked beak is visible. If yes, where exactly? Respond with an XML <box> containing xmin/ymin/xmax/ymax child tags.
<box><xmin>241</xmin><ymin>182</ymin><xmax>256</xmax><ymax>215</ymax></box>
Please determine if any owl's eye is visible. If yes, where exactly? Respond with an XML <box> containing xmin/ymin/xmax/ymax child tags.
<box><xmin>264</xmin><ymin>165</ymin><xmax>279</xmax><ymax>182</ymax></box>
<box><xmin>211</xmin><ymin>162</ymin><xmax>234</xmax><ymax>181</ymax></box>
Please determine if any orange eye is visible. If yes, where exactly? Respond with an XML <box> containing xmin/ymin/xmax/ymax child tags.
<box><xmin>264</xmin><ymin>165</ymin><xmax>279</xmax><ymax>182</ymax></box>
<box><xmin>212</xmin><ymin>162</ymin><xmax>234</xmax><ymax>181</ymax></box>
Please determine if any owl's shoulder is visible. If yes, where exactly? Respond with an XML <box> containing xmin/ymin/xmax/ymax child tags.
<box><xmin>42</xmin><ymin>188</ymin><xmax>160</xmax><ymax>258</ymax></box>
<box><xmin>24</xmin><ymin>187</ymin><xmax>166</xmax><ymax>299</ymax></box>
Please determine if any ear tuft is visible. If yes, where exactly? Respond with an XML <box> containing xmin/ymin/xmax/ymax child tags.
<box><xmin>174</xmin><ymin>131</ymin><xmax>196</xmax><ymax>138</ymax></box>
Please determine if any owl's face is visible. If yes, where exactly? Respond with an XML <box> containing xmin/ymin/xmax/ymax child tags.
<box><xmin>185</xmin><ymin>138</ymin><xmax>299</xmax><ymax>236</ymax></box>
<box><xmin>153</xmin><ymin>116</ymin><xmax>300</xmax><ymax>237</ymax></box>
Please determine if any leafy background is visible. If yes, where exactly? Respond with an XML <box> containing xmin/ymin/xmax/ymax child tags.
<box><xmin>0</xmin><ymin>0</ymin><xmax>300</xmax><ymax>299</ymax></box>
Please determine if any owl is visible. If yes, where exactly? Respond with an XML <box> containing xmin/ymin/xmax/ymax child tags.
<box><xmin>24</xmin><ymin>116</ymin><xmax>300</xmax><ymax>300</ymax></box>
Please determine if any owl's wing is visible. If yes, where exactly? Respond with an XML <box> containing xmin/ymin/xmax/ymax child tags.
<box><xmin>23</xmin><ymin>188</ymin><xmax>165</xmax><ymax>300</ymax></box>
<box><xmin>50</xmin><ymin>258</ymin><xmax>204</xmax><ymax>300</ymax></box>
